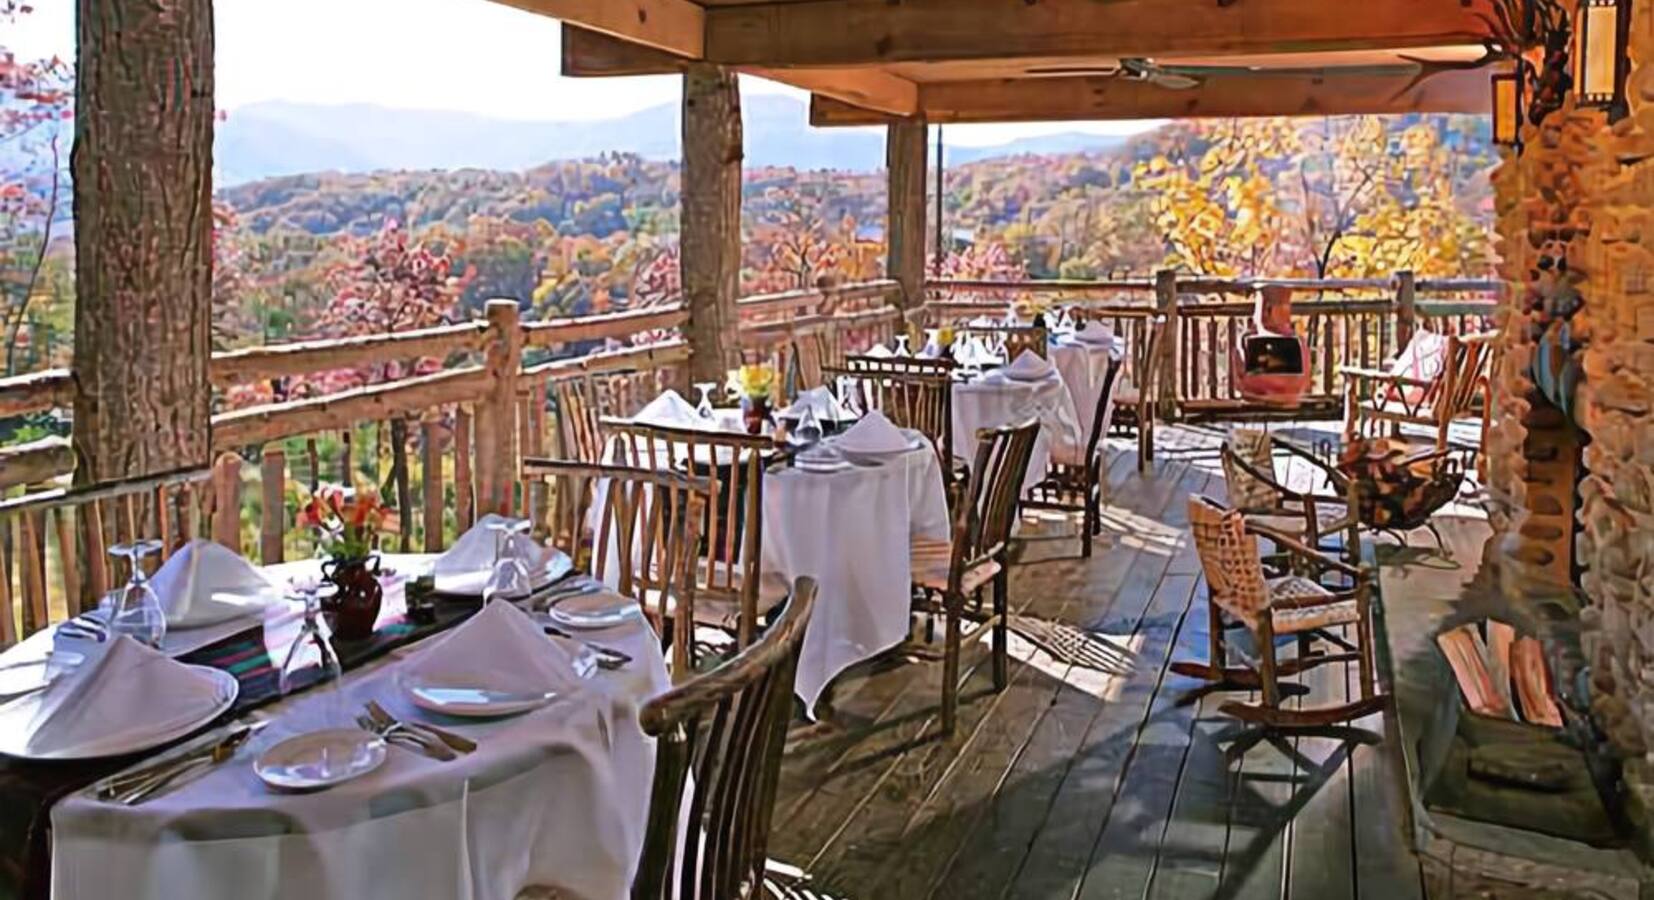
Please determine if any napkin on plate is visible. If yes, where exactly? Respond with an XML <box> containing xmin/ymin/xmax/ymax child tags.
<box><xmin>1073</xmin><ymin>321</ymin><xmax>1117</xmax><ymax>346</ymax></box>
<box><xmin>780</xmin><ymin>386</ymin><xmax>852</xmax><ymax>424</ymax></box>
<box><xmin>402</xmin><ymin>600</ymin><xmax>580</xmax><ymax>694</ymax></box>
<box><xmin>632</xmin><ymin>389</ymin><xmax>702</xmax><ymax>427</ymax></box>
<box><xmin>4</xmin><ymin>635</ymin><xmax>231</xmax><ymax>758</ymax></box>
<box><xmin>149</xmin><ymin>538</ymin><xmax>279</xmax><ymax>628</ymax></box>
<box><xmin>863</xmin><ymin>344</ymin><xmax>894</xmax><ymax>358</ymax></box>
<box><xmin>833</xmin><ymin>410</ymin><xmax>911</xmax><ymax>454</ymax></box>
<box><xmin>433</xmin><ymin>514</ymin><xmax>573</xmax><ymax>597</ymax></box>
<box><xmin>1004</xmin><ymin>349</ymin><xmax>1055</xmax><ymax>381</ymax></box>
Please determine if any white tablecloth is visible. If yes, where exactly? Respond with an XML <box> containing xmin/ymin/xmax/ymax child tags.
<box><xmin>47</xmin><ymin>560</ymin><xmax>670</xmax><ymax>900</ymax></box>
<box><xmin>952</xmin><ymin>369</ymin><xmax>1084</xmax><ymax>490</ymax></box>
<box><xmin>761</xmin><ymin>444</ymin><xmax>951</xmax><ymax>714</ymax></box>
<box><xmin>1050</xmin><ymin>336</ymin><xmax>1125</xmax><ymax>453</ymax></box>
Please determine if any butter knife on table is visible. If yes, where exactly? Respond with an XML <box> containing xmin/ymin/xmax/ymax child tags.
<box><xmin>95</xmin><ymin>721</ymin><xmax>267</xmax><ymax>803</ymax></box>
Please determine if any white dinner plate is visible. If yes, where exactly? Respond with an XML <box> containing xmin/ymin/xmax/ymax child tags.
<box><xmin>547</xmin><ymin>592</ymin><xmax>643</xmax><ymax>630</ymax></box>
<box><xmin>256</xmin><ymin>729</ymin><xmax>387</xmax><ymax>791</ymax></box>
<box><xmin>0</xmin><ymin>666</ymin><xmax>238</xmax><ymax>761</ymax></box>
<box><xmin>0</xmin><ymin>651</ymin><xmax>82</xmax><ymax>699</ymax></box>
<box><xmin>403</xmin><ymin>674</ymin><xmax>561</xmax><ymax>717</ymax></box>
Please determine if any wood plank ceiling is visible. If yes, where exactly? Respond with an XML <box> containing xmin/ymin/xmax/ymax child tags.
<box><xmin>498</xmin><ymin>0</ymin><xmax>1507</xmax><ymax>123</ymax></box>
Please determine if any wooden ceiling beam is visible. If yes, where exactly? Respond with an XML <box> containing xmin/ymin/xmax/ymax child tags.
<box><xmin>809</xmin><ymin>66</ymin><xmax>1501</xmax><ymax>126</ymax></box>
<box><xmin>561</xmin><ymin>24</ymin><xmax>921</xmax><ymax>117</ymax></box>
<box><xmin>488</xmin><ymin>0</ymin><xmax>704</xmax><ymax>57</ymax></box>
<box><xmin>705</xmin><ymin>0</ymin><xmax>1491</xmax><ymax>68</ymax></box>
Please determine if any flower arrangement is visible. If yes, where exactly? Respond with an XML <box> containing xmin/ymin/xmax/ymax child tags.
<box><xmin>936</xmin><ymin>326</ymin><xmax>957</xmax><ymax>349</ymax></box>
<box><xmin>296</xmin><ymin>483</ymin><xmax>398</xmax><ymax>561</ymax></box>
<box><xmin>727</xmin><ymin>363</ymin><xmax>777</xmax><ymax>401</ymax></box>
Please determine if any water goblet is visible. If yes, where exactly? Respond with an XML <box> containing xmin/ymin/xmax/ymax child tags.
<box><xmin>106</xmin><ymin>540</ymin><xmax>166</xmax><ymax>649</ymax></box>
<box><xmin>694</xmin><ymin>382</ymin><xmax>718</xmax><ymax>420</ymax></box>
<box><xmin>278</xmin><ymin>581</ymin><xmax>344</xmax><ymax>698</ymax></box>
<box><xmin>893</xmin><ymin>334</ymin><xmax>911</xmax><ymax>357</ymax></box>
<box><xmin>481</xmin><ymin>517</ymin><xmax>535</xmax><ymax>605</ymax></box>
<box><xmin>793</xmin><ymin>404</ymin><xmax>824</xmax><ymax>447</ymax></box>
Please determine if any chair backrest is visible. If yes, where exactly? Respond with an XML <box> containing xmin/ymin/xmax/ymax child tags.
<box><xmin>843</xmin><ymin>354</ymin><xmax>956</xmax><ymax>376</ymax></box>
<box><xmin>948</xmin><ymin>420</ymin><xmax>1040</xmax><ymax>589</ymax></box>
<box><xmin>633</xmin><ymin>577</ymin><xmax>817</xmax><ymax>900</ymax></box>
<box><xmin>787</xmin><ymin>329</ymin><xmax>838</xmax><ymax>395</ymax></box>
<box><xmin>1133</xmin><ymin>315</ymin><xmax>1168</xmax><ymax>413</ymax></box>
<box><xmin>1078</xmin><ymin>353</ymin><xmax>1124</xmax><ymax>469</ymax></box>
<box><xmin>550</xmin><ymin>374</ymin><xmax>606</xmax><ymax>464</ymax></box>
<box><xmin>1187</xmin><ymin>495</ymin><xmax>1269</xmax><ymax>625</ymax></box>
<box><xmin>1222</xmin><ymin>428</ymin><xmax>1280</xmax><ymax>510</ymax></box>
<box><xmin>604</xmin><ymin>419</ymin><xmax>773</xmax><ymax>648</ymax></box>
<box><xmin>824</xmin><ymin>365</ymin><xmax>955</xmax><ymax>474</ymax></box>
<box><xmin>1433</xmin><ymin>331</ymin><xmax>1497</xmax><ymax>421</ymax></box>
<box><xmin>522</xmin><ymin>458</ymin><xmax>709</xmax><ymax>677</ymax></box>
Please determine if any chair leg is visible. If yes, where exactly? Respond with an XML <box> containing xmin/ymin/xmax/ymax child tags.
<box><xmin>1357</xmin><ymin>584</ymin><xmax>1375</xmax><ymax>701</ymax></box>
<box><xmin>942</xmin><ymin>606</ymin><xmax>961</xmax><ymax>737</ymax></box>
<box><xmin>1081</xmin><ymin>490</ymin><xmax>1096</xmax><ymax>559</ymax></box>
<box><xmin>1256</xmin><ymin>617</ymin><xmax>1281</xmax><ymax>710</ymax></box>
<box><xmin>992</xmin><ymin>572</ymin><xmax>1009</xmax><ymax>691</ymax></box>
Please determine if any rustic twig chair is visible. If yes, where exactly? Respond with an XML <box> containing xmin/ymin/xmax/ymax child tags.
<box><xmin>1025</xmin><ymin>353</ymin><xmax>1123</xmax><ymax>558</ymax></box>
<box><xmin>631</xmin><ymin>577</ymin><xmax>816</xmax><ymax>900</ymax></box>
<box><xmin>549</xmin><ymin>374</ymin><xmax>607</xmax><ymax>464</ymax></box>
<box><xmin>1221</xmin><ymin>428</ymin><xmax>1359</xmax><ymax>561</ymax></box>
<box><xmin>521</xmin><ymin>459</ymin><xmax>709</xmax><ymax>679</ymax></box>
<box><xmin>1176</xmin><ymin>495</ymin><xmax>1387</xmax><ymax>727</ymax></box>
<box><xmin>604</xmin><ymin>419</ymin><xmax>780</xmax><ymax>651</ymax></box>
<box><xmin>1341</xmin><ymin>329</ymin><xmax>1498</xmax><ymax>453</ymax></box>
<box><xmin>910</xmin><ymin>419</ymin><xmax>1040</xmax><ymax>735</ymax></box>
<box><xmin>1108</xmin><ymin>314</ymin><xmax>1166</xmax><ymax>472</ymax></box>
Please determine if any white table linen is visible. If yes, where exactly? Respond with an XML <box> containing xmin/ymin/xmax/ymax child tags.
<box><xmin>48</xmin><ymin>562</ymin><xmax>669</xmax><ymax>900</ymax></box>
<box><xmin>1050</xmin><ymin>335</ymin><xmax>1126</xmax><ymax>461</ymax></box>
<box><xmin>951</xmin><ymin>368</ymin><xmax>1084</xmax><ymax>491</ymax></box>
<box><xmin>761</xmin><ymin>440</ymin><xmax>951</xmax><ymax>713</ymax></box>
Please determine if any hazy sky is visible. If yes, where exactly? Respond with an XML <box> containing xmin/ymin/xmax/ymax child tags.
<box><xmin>11</xmin><ymin>0</ymin><xmax>1161</xmax><ymax>147</ymax></box>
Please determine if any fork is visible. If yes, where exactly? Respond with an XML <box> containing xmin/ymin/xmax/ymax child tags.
<box><xmin>365</xmin><ymin>700</ymin><xmax>476</xmax><ymax>754</ymax></box>
<box><xmin>356</xmin><ymin>714</ymin><xmax>456</xmax><ymax>762</ymax></box>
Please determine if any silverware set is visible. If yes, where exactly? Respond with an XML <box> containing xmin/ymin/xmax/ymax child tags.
<box><xmin>95</xmin><ymin>722</ymin><xmax>267</xmax><ymax>806</ymax></box>
<box><xmin>356</xmin><ymin>700</ymin><xmax>476</xmax><ymax>761</ymax></box>
<box><xmin>542</xmin><ymin>625</ymin><xmax>632</xmax><ymax>670</ymax></box>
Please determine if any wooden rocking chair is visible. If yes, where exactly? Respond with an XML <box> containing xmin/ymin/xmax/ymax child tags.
<box><xmin>1221</xmin><ymin>428</ymin><xmax>1359</xmax><ymax>561</ymax></box>
<box><xmin>1175</xmin><ymin>495</ymin><xmax>1387</xmax><ymax>727</ymax></box>
<box><xmin>1342</xmin><ymin>329</ymin><xmax>1498</xmax><ymax>453</ymax></box>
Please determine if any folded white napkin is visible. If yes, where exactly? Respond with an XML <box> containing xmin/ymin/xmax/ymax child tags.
<box><xmin>434</xmin><ymin>514</ymin><xmax>572</xmax><ymax>597</ymax></box>
<box><xmin>864</xmin><ymin>344</ymin><xmax>894</xmax><ymax>358</ymax></box>
<box><xmin>1073</xmin><ymin>321</ymin><xmax>1117</xmax><ymax>346</ymax></box>
<box><xmin>2</xmin><ymin>636</ymin><xmax>230</xmax><ymax>758</ymax></box>
<box><xmin>402</xmin><ymin>600</ymin><xmax>580</xmax><ymax>694</ymax></box>
<box><xmin>149</xmin><ymin>539</ymin><xmax>279</xmax><ymax>629</ymax></box>
<box><xmin>633</xmin><ymin>389</ymin><xmax>702</xmax><ymax>427</ymax></box>
<box><xmin>1004</xmin><ymin>348</ymin><xmax>1055</xmax><ymax>381</ymax></box>
<box><xmin>834</xmin><ymin>410</ymin><xmax>911</xmax><ymax>454</ymax></box>
<box><xmin>781</xmin><ymin>386</ymin><xmax>852</xmax><ymax>423</ymax></box>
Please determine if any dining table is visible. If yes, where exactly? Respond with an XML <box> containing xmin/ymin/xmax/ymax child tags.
<box><xmin>1049</xmin><ymin>331</ymin><xmax>1127</xmax><ymax>450</ymax></box>
<box><xmin>0</xmin><ymin>554</ymin><xmax>669</xmax><ymax>900</ymax></box>
<box><xmin>951</xmin><ymin>365</ymin><xmax>1084</xmax><ymax>491</ymax></box>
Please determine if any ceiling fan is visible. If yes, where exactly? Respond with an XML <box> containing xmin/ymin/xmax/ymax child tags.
<box><xmin>1024</xmin><ymin>58</ymin><xmax>1205</xmax><ymax>90</ymax></box>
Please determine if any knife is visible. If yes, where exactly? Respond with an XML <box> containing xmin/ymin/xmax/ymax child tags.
<box><xmin>96</xmin><ymin>721</ymin><xmax>267</xmax><ymax>802</ymax></box>
<box><xmin>117</xmin><ymin>726</ymin><xmax>261</xmax><ymax>805</ymax></box>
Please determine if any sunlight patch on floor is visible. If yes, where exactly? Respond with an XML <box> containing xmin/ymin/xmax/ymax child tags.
<box><xmin>985</xmin><ymin>617</ymin><xmax>1149</xmax><ymax>701</ymax></box>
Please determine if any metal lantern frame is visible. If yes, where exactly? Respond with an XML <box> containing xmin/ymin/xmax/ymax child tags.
<box><xmin>1574</xmin><ymin>0</ymin><xmax>1630</xmax><ymax>118</ymax></box>
<box><xmin>1492</xmin><ymin>60</ymin><xmax>1526</xmax><ymax>151</ymax></box>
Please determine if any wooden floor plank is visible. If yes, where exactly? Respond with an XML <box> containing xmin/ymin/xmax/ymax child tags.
<box><xmin>1143</xmin><ymin>683</ymin><xmax>1239</xmax><ymax>900</ymax></box>
<box><xmin>1284</xmin><ymin>633</ymin><xmax>1358</xmax><ymax>900</ymax></box>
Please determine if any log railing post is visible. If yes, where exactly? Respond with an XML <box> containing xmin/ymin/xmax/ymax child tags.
<box><xmin>887</xmin><ymin>118</ymin><xmax>928</xmax><ymax>310</ymax></box>
<box><xmin>473</xmin><ymin>299</ymin><xmax>523</xmax><ymax>518</ymax></box>
<box><xmin>1395</xmin><ymin>268</ymin><xmax>1417</xmax><ymax>349</ymax></box>
<box><xmin>260</xmin><ymin>446</ymin><xmax>285</xmax><ymax>564</ymax></box>
<box><xmin>421</xmin><ymin>415</ymin><xmax>445</xmax><ymax>552</ymax></box>
<box><xmin>211</xmin><ymin>452</ymin><xmax>242</xmax><ymax>552</ymax></box>
<box><xmin>1154</xmin><ymin>269</ymin><xmax>1180</xmax><ymax>421</ymax></box>
<box><xmin>454</xmin><ymin>405</ymin><xmax>475</xmax><ymax>533</ymax></box>
<box><xmin>682</xmin><ymin>62</ymin><xmax>743</xmax><ymax>383</ymax></box>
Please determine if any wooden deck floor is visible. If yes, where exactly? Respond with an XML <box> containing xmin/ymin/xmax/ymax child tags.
<box><xmin>766</xmin><ymin>423</ymin><xmax>1426</xmax><ymax>900</ymax></box>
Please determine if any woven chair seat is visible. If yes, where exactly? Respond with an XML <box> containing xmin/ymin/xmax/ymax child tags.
<box><xmin>1264</xmin><ymin>576</ymin><xmax>1359</xmax><ymax>634</ymax></box>
<box><xmin>910</xmin><ymin>537</ymin><xmax>1001</xmax><ymax>594</ymax></box>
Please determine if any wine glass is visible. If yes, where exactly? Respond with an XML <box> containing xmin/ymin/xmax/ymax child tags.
<box><xmin>482</xmin><ymin>517</ymin><xmax>534</xmax><ymax>605</ymax></box>
<box><xmin>837</xmin><ymin>375</ymin><xmax>862</xmax><ymax>418</ymax></box>
<box><xmin>694</xmin><ymin>382</ymin><xmax>718</xmax><ymax>420</ymax></box>
<box><xmin>793</xmin><ymin>404</ymin><xmax>823</xmax><ymax>447</ymax></box>
<box><xmin>105</xmin><ymin>540</ymin><xmax>166</xmax><ymax>649</ymax></box>
<box><xmin>893</xmin><ymin>334</ymin><xmax>911</xmax><ymax>357</ymax></box>
<box><xmin>278</xmin><ymin>581</ymin><xmax>343</xmax><ymax>698</ymax></box>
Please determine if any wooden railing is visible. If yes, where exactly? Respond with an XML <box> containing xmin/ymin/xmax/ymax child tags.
<box><xmin>0</xmin><ymin>280</ymin><xmax>903</xmax><ymax>644</ymax></box>
<box><xmin>922</xmin><ymin>270</ymin><xmax>1501</xmax><ymax>421</ymax></box>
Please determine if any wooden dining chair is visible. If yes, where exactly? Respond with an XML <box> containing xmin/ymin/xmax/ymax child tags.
<box><xmin>1177</xmin><ymin>494</ymin><xmax>1387</xmax><ymax>727</ymax></box>
<box><xmin>1025</xmin><ymin>353</ymin><xmax>1123</xmax><ymax>558</ymax></box>
<box><xmin>632</xmin><ymin>577</ymin><xmax>815</xmax><ymax>900</ymax></box>
<box><xmin>910</xmin><ymin>419</ymin><xmax>1040</xmax><ymax>736</ymax></box>
<box><xmin>842</xmin><ymin>353</ymin><xmax>957</xmax><ymax>376</ymax></box>
<box><xmin>549</xmin><ymin>374</ymin><xmax>606</xmax><ymax>464</ymax></box>
<box><xmin>1107</xmin><ymin>315</ymin><xmax>1166</xmax><ymax>472</ymax></box>
<box><xmin>1341</xmin><ymin>329</ymin><xmax>1498</xmax><ymax>454</ymax></box>
<box><xmin>604</xmin><ymin>419</ymin><xmax>780</xmax><ymax>652</ymax></box>
<box><xmin>522</xmin><ymin>459</ymin><xmax>709</xmax><ymax>679</ymax></box>
<box><xmin>1220</xmin><ymin>427</ymin><xmax>1359</xmax><ymax>561</ymax></box>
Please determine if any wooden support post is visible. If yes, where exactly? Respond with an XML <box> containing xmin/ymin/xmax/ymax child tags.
<box><xmin>0</xmin><ymin>519</ymin><xmax>13</xmax><ymax>646</ymax></box>
<box><xmin>53</xmin><ymin>507</ymin><xmax>81</xmax><ymax>616</ymax></box>
<box><xmin>473</xmin><ymin>300</ymin><xmax>523</xmax><ymax>518</ymax></box>
<box><xmin>421</xmin><ymin>417</ymin><xmax>445</xmax><ymax>552</ymax></box>
<box><xmin>1395</xmin><ymin>269</ymin><xmax>1417</xmax><ymax>349</ymax></box>
<box><xmin>454</xmin><ymin>406</ymin><xmax>475</xmax><ymax>533</ymax></box>
<box><xmin>1154</xmin><ymin>269</ymin><xmax>1180</xmax><ymax>421</ymax></box>
<box><xmin>18</xmin><ymin>506</ymin><xmax>47</xmax><ymax>635</ymax></box>
<box><xmin>260</xmin><ymin>446</ymin><xmax>286</xmax><ymax>564</ymax></box>
<box><xmin>79</xmin><ymin>500</ymin><xmax>107</xmax><ymax>613</ymax></box>
<box><xmin>72</xmin><ymin>0</ymin><xmax>214</xmax><ymax>484</ymax></box>
<box><xmin>212</xmin><ymin>452</ymin><xmax>242</xmax><ymax>552</ymax></box>
<box><xmin>682</xmin><ymin>62</ymin><xmax>743</xmax><ymax>383</ymax></box>
<box><xmin>886</xmin><ymin>118</ymin><xmax>928</xmax><ymax>309</ymax></box>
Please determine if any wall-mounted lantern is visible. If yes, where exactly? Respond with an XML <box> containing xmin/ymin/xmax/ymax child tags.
<box><xmin>1492</xmin><ymin>62</ymin><xmax>1525</xmax><ymax>150</ymax></box>
<box><xmin>1575</xmin><ymin>0</ymin><xmax>1630</xmax><ymax>118</ymax></box>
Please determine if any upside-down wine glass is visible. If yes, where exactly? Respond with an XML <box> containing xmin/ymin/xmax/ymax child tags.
<box><xmin>893</xmin><ymin>334</ymin><xmax>911</xmax><ymax>357</ymax></box>
<box><xmin>481</xmin><ymin>517</ymin><xmax>535</xmax><ymax>605</ymax></box>
<box><xmin>105</xmin><ymin>540</ymin><xmax>166</xmax><ymax>649</ymax></box>
<box><xmin>694</xmin><ymin>382</ymin><xmax>718</xmax><ymax>420</ymax></box>
<box><xmin>278</xmin><ymin>580</ymin><xmax>344</xmax><ymax>698</ymax></box>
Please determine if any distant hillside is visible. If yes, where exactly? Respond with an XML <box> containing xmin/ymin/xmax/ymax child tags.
<box><xmin>213</xmin><ymin>95</ymin><xmax>1130</xmax><ymax>185</ymax></box>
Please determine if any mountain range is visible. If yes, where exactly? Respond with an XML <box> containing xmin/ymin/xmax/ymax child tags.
<box><xmin>214</xmin><ymin>95</ymin><xmax>1132</xmax><ymax>185</ymax></box>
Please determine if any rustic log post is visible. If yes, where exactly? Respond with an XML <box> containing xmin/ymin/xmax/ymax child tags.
<box><xmin>72</xmin><ymin>0</ymin><xmax>215</xmax><ymax>484</ymax></box>
<box><xmin>260</xmin><ymin>446</ymin><xmax>285</xmax><ymax>564</ymax></box>
<box><xmin>0</xmin><ymin>520</ymin><xmax>13</xmax><ymax>646</ymax></box>
<box><xmin>887</xmin><ymin>118</ymin><xmax>929</xmax><ymax>310</ymax></box>
<box><xmin>421</xmin><ymin>416</ymin><xmax>445</xmax><ymax>552</ymax></box>
<box><xmin>473</xmin><ymin>300</ymin><xmax>523</xmax><ymax>518</ymax></box>
<box><xmin>389</xmin><ymin>417</ymin><xmax>414</xmax><ymax>550</ymax></box>
<box><xmin>53</xmin><ymin>507</ymin><xmax>81</xmax><ymax>616</ymax></box>
<box><xmin>79</xmin><ymin>500</ymin><xmax>108</xmax><ymax>613</ymax></box>
<box><xmin>1395</xmin><ymin>268</ymin><xmax>1417</xmax><ymax>349</ymax></box>
<box><xmin>211</xmin><ymin>452</ymin><xmax>241</xmax><ymax>552</ymax></box>
<box><xmin>682</xmin><ymin>63</ymin><xmax>743</xmax><ymax>382</ymax></box>
<box><xmin>1154</xmin><ymin>269</ymin><xmax>1180</xmax><ymax>421</ymax></box>
<box><xmin>454</xmin><ymin>406</ymin><xmax>475</xmax><ymax>533</ymax></box>
<box><xmin>18</xmin><ymin>505</ymin><xmax>47</xmax><ymax>634</ymax></box>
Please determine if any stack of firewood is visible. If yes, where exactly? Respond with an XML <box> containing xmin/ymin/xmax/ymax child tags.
<box><xmin>1437</xmin><ymin>620</ymin><xmax>1564</xmax><ymax>728</ymax></box>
